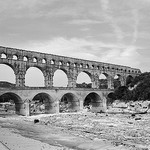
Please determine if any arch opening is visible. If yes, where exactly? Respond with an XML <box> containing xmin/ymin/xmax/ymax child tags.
<box><xmin>59</xmin><ymin>93</ymin><xmax>79</xmax><ymax>113</ymax></box>
<box><xmin>99</xmin><ymin>73</ymin><xmax>108</xmax><ymax>89</ymax></box>
<box><xmin>67</xmin><ymin>62</ymin><xmax>70</xmax><ymax>67</ymax></box>
<box><xmin>0</xmin><ymin>93</ymin><xmax>22</xmax><ymax>115</ymax></box>
<box><xmin>84</xmin><ymin>92</ymin><xmax>103</xmax><ymax>113</ymax></box>
<box><xmin>114</xmin><ymin>75</ymin><xmax>121</xmax><ymax>89</ymax></box>
<box><xmin>51</xmin><ymin>60</ymin><xmax>55</xmax><ymax>64</ymax></box>
<box><xmin>1</xmin><ymin>53</ymin><xmax>7</xmax><ymax>59</ymax></box>
<box><xmin>25</xmin><ymin>67</ymin><xmax>44</xmax><ymax>87</ymax></box>
<box><xmin>31</xmin><ymin>93</ymin><xmax>55</xmax><ymax>115</ymax></box>
<box><xmin>86</xmin><ymin>64</ymin><xmax>89</xmax><ymax>69</ymax></box>
<box><xmin>126</xmin><ymin>75</ymin><xmax>134</xmax><ymax>86</ymax></box>
<box><xmin>23</xmin><ymin>56</ymin><xmax>28</xmax><ymax>61</ymax></box>
<box><xmin>53</xmin><ymin>69</ymin><xmax>68</xmax><ymax>87</ymax></box>
<box><xmin>76</xmin><ymin>72</ymin><xmax>92</xmax><ymax>88</ymax></box>
<box><xmin>42</xmin><ymin>58</ymin><xmax>46</xmax><ymax>64</ymax></box>
<box><xmin>0</xmin><ymin>64</ymin><xmax>15</xmax><ymax>85</ymax></box>
<box><xmin>33</xmin><ymin>57</ymin><xmax>37</xmax><ymax>63</ymax></box>
<box><xmin>13</xmin><ymin>55</ymin><xmax>18</xmax><ymax>60</ymax></box>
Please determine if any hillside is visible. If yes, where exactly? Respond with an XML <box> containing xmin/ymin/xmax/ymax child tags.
<box><xmin>0</xmin><ymin>81</ymin><xmax>15</xmax><ymax>88</ymax></box>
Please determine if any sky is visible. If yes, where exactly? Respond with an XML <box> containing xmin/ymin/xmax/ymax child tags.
<box><xmin>0</xmin><ymin>0</ymin><xmax>150</xmax><ymax>86</ymax></box>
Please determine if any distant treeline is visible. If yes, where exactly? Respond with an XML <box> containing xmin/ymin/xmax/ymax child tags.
<box><xmin>109</xmin><ymin>72</ymin><xmax>150</xmax><ymax>102</ymax></box>
<box><xmin>0</xmin><ymin>81</ymin><xmax>15</xmax><ymax>88</ymax></box>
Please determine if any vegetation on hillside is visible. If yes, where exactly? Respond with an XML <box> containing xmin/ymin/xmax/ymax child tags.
<box><xmin>111</xmin><ymin>72</ymin><xmax>150</xmax><ymax>102</ymax></box>
<box><xmin>0</xmin><ymin>81</ymin><xmax>15</xmax><ymax>88</ymax></box>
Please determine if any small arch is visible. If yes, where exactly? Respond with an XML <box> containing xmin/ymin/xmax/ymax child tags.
<box><xmin>33</xmin><ymin>57</ymin><xmax>37</xmax><ymax>63</ymax></box>
<box><xmin>51</xmin><ymin>60</ymin><xmax>55</xmax><ymax>64</ymax></box>
<box><xmin>12</xmin><ymin>55</ymin><xmax>18</xmax><ymax>60</ymax></box>
<box><xmin>59</xmin><ymin>93</ymin><xmax>79</xmax><ymax>113</ymax></box>
<box><xmin>25</xmin><ymin>67</ymin><xmax>44</xmax><ymax>87</ymax></box>
<box><xmin>0</xmin><ymin>92</ymin><xmax>23</xmax><ymax>115</ymax></box>
<box><xmin>53</xmin><ymin>69</ymin><xmax>68</xmax><ymax>87</ymax></box>
<box><xmin>23</xmin><ymin>56</ymin><xmax>28</xmax><ymax>61</ymax></box>
<box><xmin>42</xmin><ymin>58</ymin><xmax>46</xmax><ymax>64</ymax></box>
<box><xmin>74</xmin><ymin>63</ymin><xmax>77</xmax><ymax>67</ymax></box>
<box><xmin>97</xmin><ymin>66</ymin><xmax>100</xmax><ymax>70</ymax></box>
<box><xmin>86</xmin><ymin>64</ymin><xmax>89</xmax><ymax>69</ymax></box>
<box><xmin>31</xmin><ymin>93</ymin><xmax>55</xmax><ymax>115</ymax></box>
<box><xmin>76</xmin><ymin>71</ymin><xmax>92</xmax><ymax>88</ymax></box>
<box><xmin>92</xmin><ymin>65</ymin><xmax>95</xmax><ymax>69</ymax></box>
<box><xmin>80</xmin><ymin>63</ymin><xmax>83</xmax><ymax>68</ymax></box>
<box><xmin>59</xmin><ymin>61</ymin><xmax>63</xmax><ymax>65</ymax></box>
<box><xmin>66</xmin><ymin>62</ymin><xmax>70</xmax><ymax>67</ymax></box>
<box><xmin>84</xmin><ymin>92</ymin><xmax>103</xmax><ymax>113</ymax></box>
<box><xmin>1</xmin><ymin>53</ymin><xmax>7</xmax><ymax>59</ymax></box>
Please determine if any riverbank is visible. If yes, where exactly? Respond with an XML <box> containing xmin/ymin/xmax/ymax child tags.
<box><xmin>0</xmin><ymin>112</ymin><xmax>150</xmax><ymax>150</ymax></box>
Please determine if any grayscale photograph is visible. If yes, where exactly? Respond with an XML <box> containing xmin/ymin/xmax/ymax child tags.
<box><xmin>0</xmin><ymin>0</ymin><xmax>150</xmax><ymax>149</ymax></box>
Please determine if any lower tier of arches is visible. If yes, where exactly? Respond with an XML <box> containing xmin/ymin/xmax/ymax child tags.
<box><xmin>0</xmin><ymin>89</ymin><xmax>111</xmax><ymax>116</ymax></box>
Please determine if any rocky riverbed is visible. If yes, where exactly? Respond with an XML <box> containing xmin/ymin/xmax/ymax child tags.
<box><xmin>0</xmin><ymin>112</ymin><xmax>150</xmax><ymax>150</ymax></box>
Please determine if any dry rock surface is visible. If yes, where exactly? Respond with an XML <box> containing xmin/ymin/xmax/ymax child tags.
<box><xmin>0</xmin><ymin>111</ymin><xmax>150</xmax><ymax>150</ymax></box>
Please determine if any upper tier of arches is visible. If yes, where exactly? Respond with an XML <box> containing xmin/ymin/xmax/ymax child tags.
<box><xmin>0</xmin><ymin>46</ymin><xmax>141</xmax><ymax>89</ymax></box>
<box><xmin>0</xmin><ymin>46</ymin><xmax>141</xmax><ymax>74</ymax></box>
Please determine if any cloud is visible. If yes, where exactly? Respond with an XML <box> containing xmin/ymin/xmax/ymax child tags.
<box><xmin>68</xmin><ymin>19</ymin><xmax>104</xmax><ymax>25</ymax></box>
<box><xmin>21</xmin><ymin>37</ymin><xmax>141</xmax><ymax>70</ymax></box>
<box><xmin>131</xmin><ymin>9</ymin><xmax>139</xmax><ymax>44</ymax></box>
<box><xmin>100</xmin><ymin>0</ymin><xmax>124</xmax><ymax>43</ymax></box>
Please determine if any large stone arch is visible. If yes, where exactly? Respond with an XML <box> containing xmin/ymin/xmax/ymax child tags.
<box><xmin>78</xmin><ymin>70</ymin><xmax>92</xmax><ymax>78</ymax></box>
<box><xmin>25</xmin><ymin>66</ymin><xmax>45</xmax><ymax>87</ymax></box>
<box><xmin>76</xmin><ymin>70</ymin><xmax>92</xmax><ymax>88</ymax></box>
<box><xmin>0</xmin><ymin>92</ymin><xmax>25</xmax><ymax>115</ymax></box>
<box><xmin>84</xmin><ymin>92</ymin><xmax>103</xmax><ymax>113</ymax></box>
<box><xmin>59</xmin><ymin>93</ymin><xmax>80</xmax><ymax>113</ymax></box>
<box><xmin>31</xmin><ymin>92</ymin><xmax>56</xmax><ymax>114</ymax></box>
<box><xmin>53</xmin><ymin>68</ymin><xmax>68</xmax><ymax>87</ymax></box>
<box><xmin>0</xmin><ymin>62</ymin><xmax>15</xmax><ymax>71</ymax></box>
<box><xmin>0</xmin><ymin>63</ymin><xmax>16</xmax><ymax>84</ymax></box>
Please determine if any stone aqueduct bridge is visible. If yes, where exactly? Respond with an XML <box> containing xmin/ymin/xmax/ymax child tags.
<box><xmin>0</xmin><ymin>46</ymin><xmax>141</xmax><ymax>115</ymax></box>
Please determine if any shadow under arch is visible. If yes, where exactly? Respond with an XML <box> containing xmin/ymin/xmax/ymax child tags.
<box><xmin>0</xmin><ymin>92</ymin><xmax>24</xmax><ymax>115</ymax></box>
<box><xmin>59</xmin><ymin>93</ymin><xmax>80</xmax><ymax>113</ymax></box>
<box><xmin>25</xmin><ymin>66</ymin><xmax>45</xmax><ymax>87</ymax></box>
<box><xmin>53</xmin><ymin>69</ymin><xmax>68</xmax><ymax>87</ymax></box>
<box><xmin>31</xmin><ymin>93</ymin><xmax>55</xmax><ymax>115</ymax></box>
<box><xmin>84</xmin><ymin>92</ymin><xmax>104</xmax><ymax>113</ymax></box>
